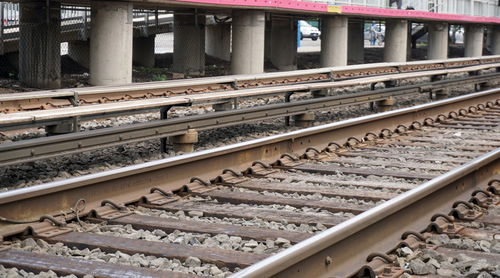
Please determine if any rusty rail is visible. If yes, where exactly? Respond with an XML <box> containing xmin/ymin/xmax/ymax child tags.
<box><xmin>231</xmin><ymin>149</ymin><xmax>499</xmax><ymax>278</ymax></box>
<box><xmin>1</xmin><ymin>62</ymin><xmax>499</xmax><ymax>132</ymax></box>
<box><xmin>0</xmin><ymin>56</ymin><xmax>499</xmax><ymax>114</ymax></box>
<box><xmin>0</xmin><ymin>87</ymin><xmax>498</xmax><ymax>239</ymax></box>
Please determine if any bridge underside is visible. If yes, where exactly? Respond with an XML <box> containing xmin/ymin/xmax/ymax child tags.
<box><xmin>6</xmin><ymin>0</ymin><xmax>500</xmax><ymax>89</ymax></box>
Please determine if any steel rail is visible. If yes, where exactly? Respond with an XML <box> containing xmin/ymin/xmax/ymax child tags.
<box><xmin>1</xmin><ymin>63</ymin><xmax>499</xmax><ymax>130</ymax></box>
<box><xmin>0</xmin><ymin>87</ymin><xmax>498</xmax><ymax>239</ymax></box>
<box><xmin>231</xmin><ymin>149</ymin><xmax>499</xmax><ymax>278</ymax></box>
<box><xmin>0</xmin><ymin>73</ymin><xmax>498</xmax><ymax>166</ymax></box>
<box><xmin>0</xmin><ymin>84</ymin><xmax>415</xmax><ymax>166</ymax></box>
<box><xmin>0</xmin><ymin>56</ymin><xmax>498</xmax><ymax>113</ymax></box>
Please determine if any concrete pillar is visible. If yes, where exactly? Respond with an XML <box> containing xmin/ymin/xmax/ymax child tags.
<box><xmin>212</xmin><ymin>101</ymin><xmax>233</xmax><ymax>111</ymax></box>
<box><xmin>376</xmin><ymin>97</ymin><xmax>395</xmax><ymax>112</ymax></box>
<box><xmin>206</xmin><ymin>23</ymin><xmax>231</xmax><ymax>61</ymax></box>
<box><xmin>231</xmin><ymin>10</ymin><xmax>265</xmax><ymax>74</ymax></box>
<box><xmin>68</xmin><ymin>40</ymin><xmax>90</xmax><ymax>69</ymax></box>
<box><xmin>133</xmin><ymin>36</ymin><xmax>156</xmax><ymax>67</ymax></box>
<box><xmin>433</xmin><ymin>88</ymin><xmax>449</xmax><ymax>100</ymax></box>
<box><xmin>173</xmin><ymin>13</ymin><xmax>205</xmax><ymax>75</ymax></box>
<box><xmin>90</xmin><ymin>1</ymin><xmax>133</xmax><ymax>86</ymax></box>
<box><xmin>428</xmin><ymin>22</ymin><xmax>448</xmax><ymax>60</ymax></box>
<box><xmin>294</xmin><ymin>113</ymin><xmax>315</xmax><ymax>127</ymax></box>
<box><xmin>321</xmin><ymin>16</ymin><xmax>348</xmax><ymax>67</ymax></box>
<box><xmin>491</xmin><ymin>26</ymin><xmax>500</xmax><ymax>55</ymax></box>
<box><xmin>464</xmin><ymin>24</ymin><xmax>484</xmax><ymax>57</ymax></box>
<box><xmin>269</xmin><ymin>17</ymin><xmax>297</xmax><ymax>70</ymax></box>
<box><xmin>171</xmin><ymin>129</ymin><xmax>198</xmax><ymax>153</ymax></box>
<box><xmin>348</xmin><ymin>19</ymin><xmax>364</xmax><ymax>64</ymax></box>
<box><xmin>19</xmin><ymin>0</ymin><xmax>61</xmax><ymax>89</ymax></box>
<box><xmin>384</xmin><ymin>19</ymin><xmax>408</xmax><ymax>62</ymax></box>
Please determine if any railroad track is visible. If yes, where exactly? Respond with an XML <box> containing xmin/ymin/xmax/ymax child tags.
<box><xmin>1</xmin><ymin>61</ymin><xmax>499</xmax><ymax>167</ymax></box>
<box><xmin>0</xmin><ymin>88</ymin><xmax>498</xmax><ymax>277</ymax></box>
<box><xmin>2</xmin><ymin>56</ymin><xmax>498</xmax><ymax>114</ymax></box>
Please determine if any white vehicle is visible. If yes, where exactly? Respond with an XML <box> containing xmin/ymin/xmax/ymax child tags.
<box><xmin>299</xmin><ymin>20</ymin><xmax>320</xmax><ymax>41</ymax></box>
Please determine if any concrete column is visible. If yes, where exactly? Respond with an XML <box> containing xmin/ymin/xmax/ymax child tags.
<box><xmin>428</xmin><ymin>22</ymin><xmax>448</xmax><ymax>60</ymax></box>
<box><xmin>231</xmin><ymin>10</ymin><xmax>265</xmax><ymax>74</ymax></box>
<box><xmin>68</xmin><ymin>40</ymin><xmax>90</xmax><ymax>69</ymax></box>
<box><xmin>464</xmin><ymin>24</ymin><xmax>484</xmax><ymax>57</ymax></box>
<box><xmin>321</xmin><ymin>16</ymin><xmax>348</xmax><ymax>67</ymax></box>
<box><xmin>384</xmin><ymin>19</ymin><xmax>408</xmax><ymax>62</ymax></box>
<box><xmin>293</xmin><ymin>113</ymin><xmax>315</xmax><ymax>127</ymax></box>
<box><xmin>206</xmin><ymin>23</ymin><xmax>231</xmax><ymax>61</ymax></box>
<box><xmin>491</xmin><ymin>26</ymin><xmax>500</xmax><ymax>55</ymax></box>
<box><xmin>376</xmin><ymin>97</ymin><xmax>395</xmax><ymax>112</ymax></box>
<box><xmin>171</xmin><ymin>129</ymin><xmax>199</xmax><ymax>153</ymax></box>
<box><xmin>269</xmin><ymin>17</ymin><xmax>297</xmax><ymax>70</ymax></box>
<box><xmin>90</xmin><ymin>1</ymin><xmax>133</xmax><ymax>86</ymax></box>
<box><xmin>19</xmin><ymin>0</ymin><xmax>61</xmax><ymax>89</ymax></box>
<box><xmin>173</xmin><ymin>13</ymin><xmax>205</xmax><ymax>75</ymax></box>
<box><xmin>433</xmin><ymin>88</ymin><xmax>449</xmax><ymax>100</ymax></box>
<box><xmin>348</xmin><ymin>19</ymin><xmax>364</xmax><ymax>64</ymax></box>
<box><xmin>133</xmin><ymin>36</ymin><xmax>156</xmax><ymax>67</ymax></box>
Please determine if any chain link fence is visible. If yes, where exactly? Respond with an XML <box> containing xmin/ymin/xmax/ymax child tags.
<box><xmin>0</xmin><ymin>2</ymin><xmax>173</xmax><ymax>87</ymax></box>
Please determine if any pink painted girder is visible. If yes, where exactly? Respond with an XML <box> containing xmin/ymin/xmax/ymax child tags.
<box><xmin>168</xmin><ymin>0</ymin><xmax>500</xmax><ymax>24</ymax></box>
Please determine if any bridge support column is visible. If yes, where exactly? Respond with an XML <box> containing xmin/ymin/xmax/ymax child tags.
<box><xmin>172</xmin><ymin>129</ymin><xmax>199</xmax><ymax>153</ymax></box>
<box><xmin>428</xmin><ymin>22</ymin><xmax>448</xmax><ymax>60</ymax></box>
<box><xmin>348</xmin><ymin>19</ymin><xmax>364</xmax><ymax>64</ymax></box>
<box><xmin>90</xmin><ymin>1</ymin><xmax>133</xmax><ymax>86</ymax></box>
<box><xmin>231</xmin><ymin>10</ymin><xmax>265</xmax><ymax>74</ymax></box>
<box><xmin>321</xmin><ymin>16</ymin><xmax>348</xmax><ymax>67</ymax></box>
<box><xmin>464</xmin><ymin>24</ymin><xmax>484</xmax><ymax>57</ymax></box>
<box><xmin>68</xmin><ymin>40</ymin><xmax>90</xmax><ymax>69</ymax></box>
<box><xmin>133</xmin><ymin>36</ymin><xmax>156</xmax><ymax>67</ymax></box>
<box><xmin>269</xmin><ymin>17</ymin><xmax>297</xmax><ymax>70</ymax></box>
<box><xmin>206</xmin><ymin>22</ymin><xmax>231</xmax><ymax>61</ymax></box>
<box><xmin>173</xmin><ymin>13</ymin><xmax>205</xmax><ymax>75</ymax></box>
<box><xmin>384</xmin><ymin>19</ymin><xmax>408</xmax><ymax>62</ymax></box>
<box><xmin>491</xmin><ymin>26</ymin><xmax>500</xmax><ymax>55</ymax></box>
<box><xmin>19</xmin><ymin>0</ymin><xmax>61</xmax><ymax>89</ymax></box>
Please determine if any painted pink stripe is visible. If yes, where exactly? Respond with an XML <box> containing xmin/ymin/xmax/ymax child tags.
<box><xmin>170</xmin><ymin>0</ymin><xmax>328</xmax><ymax>11</ymax></box>
<box><xmin>341</xmin><ymin>5</ymin><xmax>500</xmax><ymax>24</ymax></box>
<box><xmin>167</xmin><ymin>0</ymin><xmax>500</xmax><ymax>24</ymax></box>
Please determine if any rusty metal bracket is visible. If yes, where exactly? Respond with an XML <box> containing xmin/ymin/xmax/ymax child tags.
<box><xmin>91</xmin><ymin>201</ymin><xmax>132</xmax><ymax>220</ymax></box>
<box><xmin>470</xmin><ymin>189</ymin><xmax>497</xmax><ymax>207</ymax></box>
<box><xmin>301</xmin><ymin>147</ymin><xmax>332</xmax><ymax>161</ymax></box>
<box><xmin>141</xmin><ymin>187</ymin><xmax>180</xmax><ymax>206</ymax></box>
<box><xmin>183</xmin><ymin>177</ymin><xmax>214</xmax><ymax>193</ymax></box>
<box><xmin>324</xmin><ymin>142</ymin><xmax>342</xmax><ymax>153</ymax></box>
<box><xmin>450</xmin><ymin>203</ymin><xmax>483</xmax><ymax>221</ymax></box>
<box><xmin>427</xmin><ymin>215</ymin><xmax>464</xmax><ymax>234</ymax></box>
<box><xmin>487</xmin><ymin>180</ymin><xmax>500</xmax><ymax>195</ymax></box>
<box><xmin>27</xmin><ymin>217</ymin><xmax>73</xmax><ymax>239</ymax></box>
<box><xmin>244</xmin><ymin>161</ymin><xmax>277</xmax><ymax>177</ymax></box>
<box><xmin>354</xmin><ymin>253</ymin><xmax>404</xmax><ymax>278</ymax></box>
<box><xmin>272</xmin><ymin>153</ymin><xmax>303</xmax><ymax>168</ymax></box>
<box><xmin>344</xmin><ymin>137</ymin><xmax>363</xmax><ymax>148</ymax></box>
<box><xmin>211</xmin><ymin>169</ymin><xmax>249</xmax><ymax>185</ymax></box>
